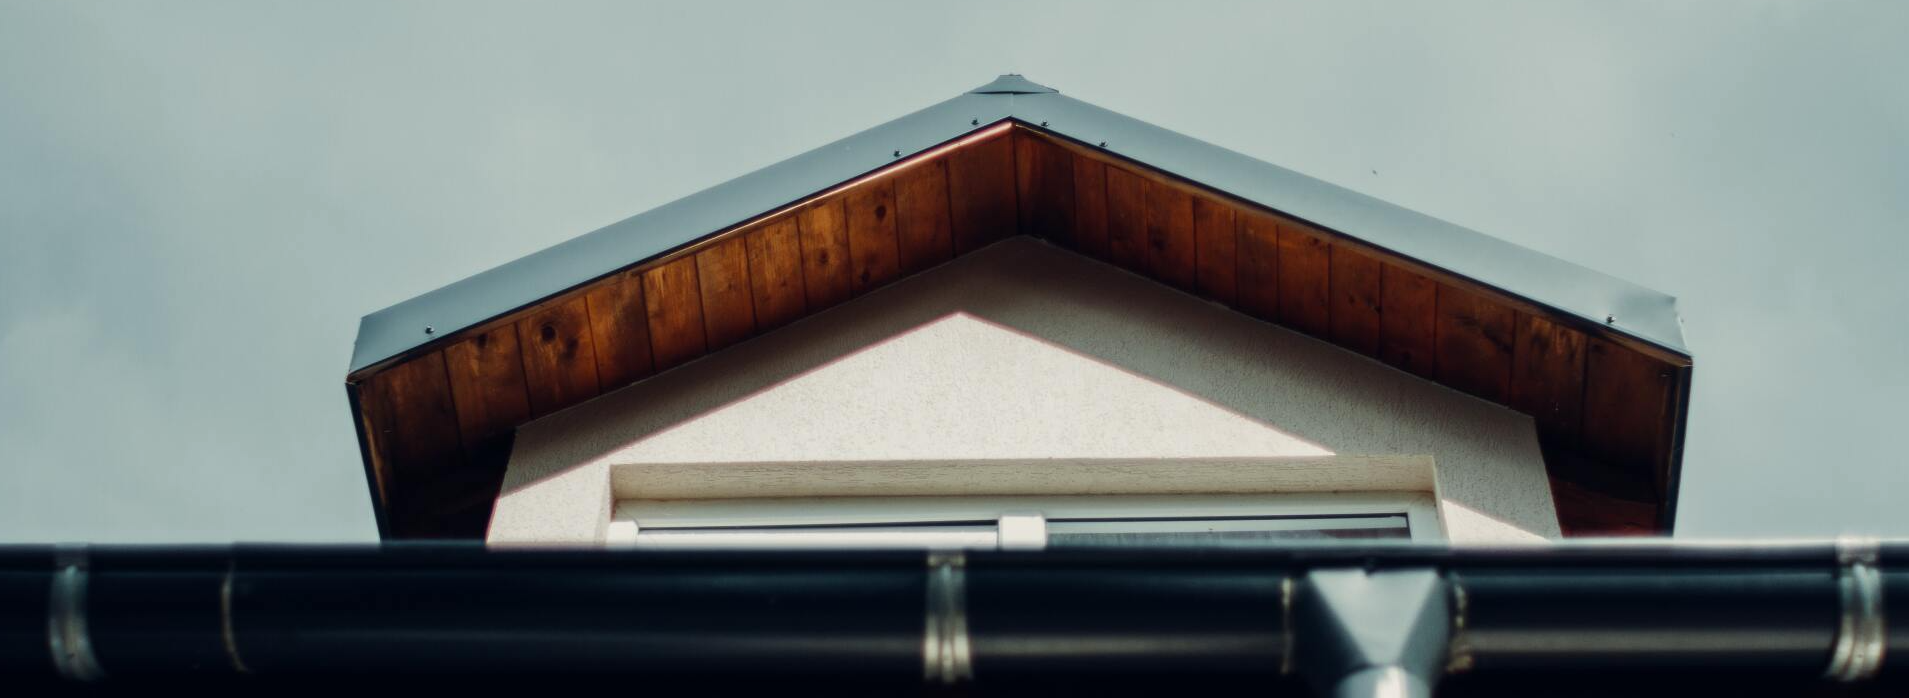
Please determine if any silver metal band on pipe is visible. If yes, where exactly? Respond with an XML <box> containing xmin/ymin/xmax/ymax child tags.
<box><xmin>220</xmin><ymin>561</ymin><xmax>251</xmax><ymax>674</ymax></box>
<box><xmin>46</xmin><ymin>546</ymin><xmax>105</xmax><ymax>682</ymax></box>
<box><xmin>1825</xmin><ymin>537</ymin><xmax>1885</xmax><ymax>682</ymax></box>
<box><xmin>923</xmin><ymin>551</ymin><xmax>972</xmax><ymax>685</ymax></box>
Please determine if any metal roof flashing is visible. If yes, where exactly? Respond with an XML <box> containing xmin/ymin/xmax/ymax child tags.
<box><xmin>348</xmin><ymin>75</ymin><xmax>1688</xmax><ymax>377</ymax></box>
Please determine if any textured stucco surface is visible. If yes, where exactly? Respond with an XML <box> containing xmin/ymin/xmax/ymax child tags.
<box><xmin>491</xmin><ymin>238</ymin><xmax>1557</xmax><ymax>544</ymax></box>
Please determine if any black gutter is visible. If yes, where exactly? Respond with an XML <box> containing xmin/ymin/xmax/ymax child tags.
<box><xmin>2</xmin><ymin>542</ymin><xmax>1898</xmax><ymax>695</ymax></box>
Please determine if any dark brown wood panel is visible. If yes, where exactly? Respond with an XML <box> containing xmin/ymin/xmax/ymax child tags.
<box><xmin>1379</xmin><ymin>263</ymin><xmax>1437</xmax><ymax>377</ymax></box>
<box><xmin>797</xmin><ymin>197</ymin><xmax>853</xmax><ymax>310</ymax></box>
<box><xmin>744</xmin><ymin>216</ymin><xmax>808</xmax><ymax>331</ymax></box>
<box><xmin>1276</xmin><ymin>220</ymin><xmax>1331</xmax><ymax>337</ymax></box>
<box><xmin>442</xmin><ymin>324</ymin><xmax>531</xmax><ymax>453</ymax></box>
<box><xmin>1144</xmin><ymin>179</ymin><xmax>1196</xmax><ymax>291</ymax></box>
<box><xmin>516</xmin><ymin>297</ymin><xmax>601</xmax><ymax>417</ymax></box>
<box><xmin>947</xmin><ymin>130</ymin><xmax>1017</xmax><ymax>252</ymax></box>
<box><xmin>894</xmin><ymin>158</ymin><xmax>954</xmax><ymax>274</ymax></box>
<box><xmin>1329</xmin><ymin>245</ymin><xmax>1383</xmax><ymax>357</ymax></box>
<box><xmin>1435</xmin><ymin>283</ymin><xmax>1515</xmax><ymax>402</ymax></box>
<box><xmin>1582</xmin><ymin>337</ymin><xmax>1675</xmax><ymax>489</ymax></box>
<box><xmin>359</xmin><ymin>350</ymin><xmax>463</xmax><ymax>503</ymax></box>
<box><xmin>1105</xmin><ymin>166</ymin><xmax>1146</xmax><ymax>270</ymax></box>
<box><xmin>1015</xmin><ymin>132</ymin><xmax>1076</xmax><ymax>245</ymax></box>
<box><xmin>1192</xmin><ymin>196</ymin><xmax>1237</xmax><ymax>304</ymax></box>
<box><xmin>844</xmin><ymin>178</ymin><xmax>902</xmax><ymax>296</ymax></box>
<box><xmin>1072</xmin><ymin>155</ymin><xmax>1109</xmax><ymax>259</ymax></box>
<box><xmin>1511</xmin><ymin>313</ymin><xmax>1589</xmax><ymax>441</ymax></box>
<box><xmin>642</xmin><ymin>256</ymin><xmax>708</xmax><ymax>371</ymax></box>
<box><xmin>1236</xmin><ymin>207</ymin><xmax>1279</xmax><ymax>319</ymax></box>
<box><xmin>1551</xmin><ymin>475</ymin><xmax>1660</xmax><ymax>536</ymax></box>
<box><xmin>583</xmin><ymin>269</ymin><xmax>656</xmax><ymax>391</ymax></box>
<box><xmin>696</xmin><ymin>236</ymin><xmax>756</xmax><ymax>351</ymax></box>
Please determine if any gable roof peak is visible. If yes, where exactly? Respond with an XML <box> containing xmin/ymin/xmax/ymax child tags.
<box><xmin>970</xmin><ymin>74</ymin><xmax>1058</xmax><ymax>94</ymax></box>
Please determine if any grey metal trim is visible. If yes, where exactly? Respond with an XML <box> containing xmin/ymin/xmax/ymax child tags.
<box><xmin>349</xmin><ymin>74</ymin><xmax>1687</xmax><ymax>376</ymax></box>
<box><xmin>46</xmin><ymin>546</ymin><xmax>104</xmax><ymax>682</ymax></box>
<box><xmin>923</xmin><ymin>551</ymin><xmax>973</xmax><ymax>685</ymax></box>
<box><xmin>1825</xmin><ymin>537</ymin><xmax>1885</xmax><ymax>682</ymax></box>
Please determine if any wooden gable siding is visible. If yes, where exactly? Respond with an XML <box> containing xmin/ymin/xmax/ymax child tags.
<box><xmin>348</xmin><ymin>123</ymin><xmax>1687</xmax><ymax>539</ymax></box>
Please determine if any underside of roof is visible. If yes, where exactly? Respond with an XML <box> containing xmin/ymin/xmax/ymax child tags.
<box><xmin>346</xmin><ymin>76</ymin><xmax>1692</xmax><ymax>540</ymax></box>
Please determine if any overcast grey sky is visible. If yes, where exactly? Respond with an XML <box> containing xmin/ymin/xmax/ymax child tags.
<box><xmin>1</xmin><ymin>1</ymin><xmax>1903</xmax><ymax>542</ymax></box>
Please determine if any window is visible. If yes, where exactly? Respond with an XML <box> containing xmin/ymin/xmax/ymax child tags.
<box><xmin>607</xmin><ymin>493</ymin><xmax>1441</xmax><ymax>549</ymax></box>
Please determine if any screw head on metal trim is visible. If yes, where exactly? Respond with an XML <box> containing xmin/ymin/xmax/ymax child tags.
<box><xmin>1605</xmin><ymin>315</ymin><xmax>1616</xmax><ymax>324</ymax></box>
<box><xmin>970</xmin><ymin>118</ymin><xmax>979</xmax><ymax>126</ymax></box>
<box><xmin>892</xmin><ymin>150</ymin><xmax>900</xmax><ymax>158</ymax></box>
<box><xmin>1098</xmin><ymin>141</ymin><xmax>1107</xmax><ymax>148</ymax></box>
<box><xmin>1040</xmin><ymin>121</ymin><xmax>1048</xmax><ymax>127</ymax></box>
<box><xmin>424</xmin><ymin>326</ymin><xmax>435</xmax><ymax>335</ymax></box>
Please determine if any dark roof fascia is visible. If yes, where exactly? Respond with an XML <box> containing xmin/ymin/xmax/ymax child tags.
<box><xmin>349</xmin><ymin>76</ymin><xmax>1688</xmax><ymax>377</ymax></box>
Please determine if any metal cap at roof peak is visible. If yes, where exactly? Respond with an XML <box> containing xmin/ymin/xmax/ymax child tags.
<box><xmin>970</xmin><ymin>74</ymin><xmax>1057</xmax><ymax>94</ymax></box>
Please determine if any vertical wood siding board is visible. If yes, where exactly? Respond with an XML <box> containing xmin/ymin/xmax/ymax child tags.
<box><xmin>1104</xmin><ymin>166</ymin><xmax>1147</xmax><ymax>272</ymax></box>
<box><xmin>1328</xmin><ymin>245</ymin><xmax>1383</xmax><ymax>356</ymax></box>
<box><xmin>745</xmin><ymin>217</ymin><xmax>810</xmax><ymax>331</ymax></box>
<box><xmin>1235</xmin><ymin>207</ymin><xmax>1280</xmax><ymax>320</ymax></box>
<box><xmin>797</xmin><ymin>197</ymin><xmax>853</xmax><ymax>309</ymax></box>
<box><xmin>1510</xmin><ymin>313</ymin><xmax>1588</xmax><ymax>443</ymax></box>
<box><xmin>1434</xmin><ymin>284</ymin><xmax>1515</xmax><ymax>403</ymax></box>
<box><xmin>845</xmin><ymin>178</ymin><xmax>902</xmax><ymax>296</ymax></box>
<box><xmin>443</xmin><ymin>324</ymin><xmax>533</xmax><ymax>452</ymax></box>
<box><xmin>947</xmin><ymin>133</ymin><xmax>1017</xmax><ymax>253</ymax></box>
<box><xmin>1377</xmin><ymin>263</ymin><xmax>1438</xmax><ymax>377</ymax></box>
<box><xmin>515</xmin><ymin>297</ymin><xmax>602</xmax><ymax>417</ymax></box>
<box><xmin>1192</xmin><ymin>197</ymin><xmax>1238</xmax><ymax>304</ymax></box>
<box><xmin>583</xmin><ymin>271</ymin><xmax>657</xmax><ymax>391</ymax></box>
<box><xmin>894</xmin><ymin>159</ymin><xmax>955</xmax><ymax>274</ymax></box>
<box><xmin>374</xmin><ymin>352</ymin><xmax>465</xmax><ymax>506</ymax></box>
<box><xmin>1276</xmin><ymin>221</ymin><xmax>1331</xmax><ymax>337</ymax></box>
<box><xmin>1071</xmin><ymin>155</ymin><xmax>1110</xmax><ymax>259</ymax></box>
<box><xmin>1582</xmin><ymin>338</ymin><xmax>1673</xmax><ymax>490</ymax></box>
<box><xmin>643</xmin><ymin>257</ymin><xmax>710</xmax><ymax>372</ymax></box>
<box><xmin>1015</xmin><ymin>135</ymin><xmax>1076</xmax><ymax>246</ymax></box>
<box><xmin>1144</xmin><ymin>180</ymin><xmax>1196</xmax><ymax>290</ymax></box>
<box><xmin>696</xmin><ymin>237</ymin><xmax>757</xmax><ymax>351</ymax></box>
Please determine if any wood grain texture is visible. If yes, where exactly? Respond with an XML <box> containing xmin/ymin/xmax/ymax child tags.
<box><xmin>1379</xmin><ymin>263</ymin><xmax>1437</xmax><ymax>377</ymax></box>
<box><xmin>442</xmin><ymin>324</ymin><xmax>531</xmax><ymax>453</ymax></box>
<box><xmin>1511</xmin><ymin>313</ymin><xmax>1588</xmax><ymax>441</ymax></box>
<box><xmin>1582</xmin><ymin>337</ymin><xmax>1675</xmax><ymax>489</ymax></box>
<box><xmin>696</xmin><ymin>236</ymin><xmax>756</xmax><ymax>351</ymax></box>
<box><xmin>642</xmin><ymin>256</ymin><xmax>708</xmax><ymax>371</ymax></box>
<box><xmin>1550</xmin><ymin>475</ymin><xmax>1659</xmax><ymax>536</ymax></box>
<box><xmin>744</xmin><ymin>216</ymin><xmax>808</xmax><ymax>332</ymax></box>
<box><xmin>1435</xmin><ymin>283</ymin><xmax>1515</xmax><ymax>402</ymax></box>
<box><xmin>1105</xmin><ymin>166</ymin><xmax>1146</xmax><ymax>271</ymax></box>
<box><xmin>947</xmin><ymin>131</ymin><xmax>1017</xmax><ymax>252</ymax></box>
<box><xmin>1192</xmin><ymin>196</ymin><xmax>1237</xmax><ymax>304</ymax></box>
<box><xmin>1329</xmin><ymin>245</ymin><xmax>1383</xmax><ymax>357</ymax></box>
<box><xmin>1071</xmin><ymin>155</ymin><xmax>1109</xmax><ymax>259</ymax></box>
<box><xmin>1236</xmin><ymin>207</ymin><xmax>1280</xmax><ymax>320</ymax></box>
<box><xmin>844</xmin><ymin>178</ymin><xmax>902</xmax><ymax>296</ymax></box>
<box><xmin>583</xmin><ymin>269</ymin><xmax>656</xmax><ymax>391</ymax></box>
<box><xmin>893</xmin><ymin>158</ymin><xmax>954</xmax><ymax>274</ymax></box>
<box><xmin>516</xmin><ymin>297</ymin><xmax>601</xmax><ymax>417</ymax></box>
<box><xmin>797</xmin><ymin>197</ymin><xmax>853</xmax><ymax>310</ymax></box>
<box><xmin>1276</xmin><ymin>220</ymin><xmax>1331</xmax><ymax>337</ymax></box>
<box><xmin>1015</xmin><ymin>132</ymin><xmax>1076</xmax><ymax>245</ymax></box>
<box><xmin>1144</xmin><ymin>179</ymin><xmax>1196</xmax><ymax>291</ymax></box>
<box><xmin>359</xmin><ymin>350</ymin><xmax>463</xmax><ymax>502</ymax></box>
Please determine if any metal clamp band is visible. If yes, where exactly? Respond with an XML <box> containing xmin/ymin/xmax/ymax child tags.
<box><xmin>1279</xmin><ymin>575</ymin><xmax>1295</xmax><ymax>675</ymax></box>
<box><xmin>220</xmin><ymin>561</ymin><xmax>251</xmax><ymax>674</ymax></box>
<box><xmin>923</xmin><ymin>551</ymin><xmax>972</xmax><ymax>686</ymax></box>
<box><xmin>1445</xmin><ymin>577</ymin><xmax>1475</xmax><ymax>674</ymax></box>
<box><xmin>46</xmin><ymin>546</ymin><xmax>105</xmax><ymax>682</ymax></box>
<box><xmin>1825</xmin><ymin>536</ymin><xmax>1885</xmax><ymax>682</ymax></box>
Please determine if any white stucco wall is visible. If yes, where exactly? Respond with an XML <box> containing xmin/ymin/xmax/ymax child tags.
<box><xmin>491</xmin><ymin>238</ymin><xmax>1559</xmax><ymax>545</ymax></box>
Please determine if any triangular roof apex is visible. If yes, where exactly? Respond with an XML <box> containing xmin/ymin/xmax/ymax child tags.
<box><xmin>971</xmin><ymin>74</ymin><xmax>1057</xmax><ymax>94</ymax></box>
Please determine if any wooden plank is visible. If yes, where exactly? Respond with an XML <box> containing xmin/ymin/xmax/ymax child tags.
<box><xmin>696</xmin><ymin>236</ymin><xmax>756</xmax><ymax>351</ymax></box>
<box><xmin>1144</xmin><ymin>179</ymin><xmax>1196</xmax><ymax>291</ymax></box>
<box><xmin>1434</xmin><ymin>283</ymin><xmax>1515</xmax><ymax>403</ymax></box>
<box><xmin>1276</xmin><ymin>219</ymin><xmax>1331</xmax><ymax>337</ymax></box>
<box><xmin>1015</xmin><ymin>132</ymin><xmax>1076</xmax><ymax>245</ymax></box>
<box><xmin>844</xmin><ymin>178</ymin><xmax>902</xmax><ymax>296</ymax></box>
<box><xmin>442</xmin><ymin>324</ymin><xmax>531</xmax><ymax>453</ymax></box>
<box><xmin>797</xmin><ymin>197</ymin><xmax>853</xmax><ymax>310</ymax></box>
<box><xmin>1071</xmin><ymin>155</ymin><xmax>1109</xmax><ymax>259</ymax></box>
<box><xmin>1582</xmin><ymin>338</ymin><xmax>1675</xmax><ymax>490</ymax></box>
<box><xmin>583</xmin><ymin>269</ymin><xmax>656</xmax><ymax>392</ymax></box>
<box><xmin>1192</xmin><ymin>196</ymin><xmax>1237</xmax><ymax>304</ymax></box>
<box><xmin>1104</xmin><ymin>166</ymin><xmax>1147</xmax><ymax>272</ymax></box>
<box><xmin>744</xmin><ymin>215</ymin><xmax>808</xmax><ymax>331</ymax></box>
<box><xmin>1550</xmin><ymin>475</ymin><xmax>1660</xmax><ymax>536</ymax></box>
<box><xmin>1510</xmin><ymin>313</ymin><xmax>1588</xmax><ymax>441</ymax></box>
<box><xmin>1236</xmin><ymin>207</ymin><xmax>1279</xmax><ymax>319</ymax></box>
<box><xmin>516</xmin><ymin>296</ymin><xmax>601</xmax><ymax>417</ymax></box>
<box><xmin>946</xmin><ymin>131</ymin><xmax>1017</xmax><ymax>253</ymax></box>
<box><xmin>1378</xmin><ymin>263</ymin><xmax>1437</xmax><ymax>377</ymax></box>
<box><xmin>360</xmin><ymin>351</ymin><xmax>463</xmax><ymax>503</ymax></box>
<box><xmin>894</xmin><ymin>158</ymin><xmax>955</xmax><ymax>274</ymax></box>
<box><xmin>1329</xmin><ymin>244</ymin><xmax>1383</xmax><ymax>356</ymax></box>
<box><xmin>642</xmin><ymin>256</ymin><xmax>708</xmax><ymax>371</ymax></box>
